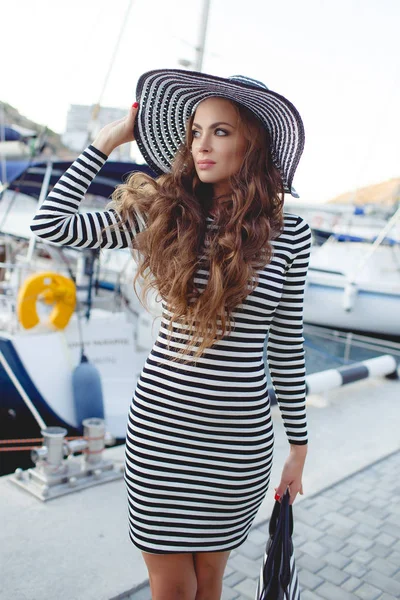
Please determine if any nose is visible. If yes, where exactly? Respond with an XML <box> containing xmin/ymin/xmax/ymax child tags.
<box><xmin>197</xmin><ymin>133</ymin><xmax>212</xmax><ymax>153</ymax></box>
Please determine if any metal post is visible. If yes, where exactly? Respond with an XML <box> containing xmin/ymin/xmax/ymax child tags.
<box><xmin>26</xmin><ymin>161</ymin><xmax>53</xmax><ymax>263</ymax></box>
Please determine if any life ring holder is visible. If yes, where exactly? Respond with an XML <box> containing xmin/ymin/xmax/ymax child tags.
<box><xmin>17</xmin><ymin>272</ymin><xmax>76</xmax><ymax>330</ymax></box>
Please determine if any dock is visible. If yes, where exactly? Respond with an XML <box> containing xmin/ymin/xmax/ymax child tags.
<box><xmin>1</xmin><ymin>375</ymin><xmax>399</xmax><ymax>600</ymax></box>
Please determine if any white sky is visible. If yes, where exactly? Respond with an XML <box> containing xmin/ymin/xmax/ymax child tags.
<box><xmin>2</xmin><ymin>0</ymin><xmax>399</xmax><ymax>203</ymax></box>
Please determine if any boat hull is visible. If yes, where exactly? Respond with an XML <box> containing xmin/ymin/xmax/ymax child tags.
<box><xmin>304</xmin><ymin>279</ymin><xmax>400</xmax><ymax>336</ymax></box>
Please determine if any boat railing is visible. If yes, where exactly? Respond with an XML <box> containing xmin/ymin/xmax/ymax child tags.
<box><xmin>304</xmin><ymin>323</ymin><xmax>400</xmax><ymax>364</ymax></box>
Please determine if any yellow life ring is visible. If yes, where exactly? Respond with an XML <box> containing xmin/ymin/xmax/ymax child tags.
<box><xmin>17</xmin><ymin>272</ymin><xmax>76</xmax><ymax>330</ymax></box>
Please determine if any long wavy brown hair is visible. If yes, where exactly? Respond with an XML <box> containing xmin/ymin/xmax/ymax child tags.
<box><xmin>109</xmin><ymin>101</ymin><xmax>285</xmax><ymax>363</ymax></box>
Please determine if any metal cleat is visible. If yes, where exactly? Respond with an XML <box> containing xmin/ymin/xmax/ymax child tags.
<box><xmin>9</xmin><ymin>418</ymin><xmax>123</xmax><ymax>501</ymax></box>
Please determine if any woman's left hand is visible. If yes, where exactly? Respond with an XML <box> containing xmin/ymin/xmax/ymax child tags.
<box><xmin>274</xmin><ymin>445</ymin><xmax>307</xmax><ymax>505</ymax></box>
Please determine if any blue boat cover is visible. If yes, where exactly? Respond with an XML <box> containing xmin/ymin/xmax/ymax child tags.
<box><xmin>1</xmin><ymin>158</ymin><xmax>155</xmax><ymax>200</ymax></box>
<box><xmin>1</xmin><ymin>127</ymin><xmax>23</xmax><ymax>142</ymax></box>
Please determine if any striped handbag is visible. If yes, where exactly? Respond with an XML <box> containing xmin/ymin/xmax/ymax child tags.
<box><xmin>255</xmin><ymin>489</ymin><xmax>301</xmax><ymax>600</ymax></box>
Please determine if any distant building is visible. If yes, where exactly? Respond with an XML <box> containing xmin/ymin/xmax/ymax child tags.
<box><xmin>62</xmin><ymin>104</ymin><xmax>133</xmax><ymax>161</ymax></box>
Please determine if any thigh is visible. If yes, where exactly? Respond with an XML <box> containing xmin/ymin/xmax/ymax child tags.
<box><xmin>193</xmin><ymin>551</ymin><xmax>231</xmax><ymax>600</ymax></box>
<box><xmin>142</xmin><ymin>551</ymin><xmax>197</xmax><ymax>600</ymax></box>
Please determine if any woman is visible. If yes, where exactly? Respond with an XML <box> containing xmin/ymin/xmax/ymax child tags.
<box><xmin>31</xmin><ymin>70</ymin><xmax>311</xmax><ymax>600</ymax></box>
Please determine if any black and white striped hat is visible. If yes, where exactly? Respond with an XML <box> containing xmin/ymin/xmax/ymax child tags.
<box><xmin>133</xmin><ymin>69</ymin><xmax>305</xmax><ymax>197</ymax></box>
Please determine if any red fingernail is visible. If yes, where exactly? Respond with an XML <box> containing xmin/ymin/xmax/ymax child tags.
<box><xmin>274</xmin><ymin>493</ymin><xmax>281</xmax><ymax>501</ymax></box>
<box><xmin>132</xmin><ymin>102</ymin><xmax>139</xmax><ymax>108</ymax></box>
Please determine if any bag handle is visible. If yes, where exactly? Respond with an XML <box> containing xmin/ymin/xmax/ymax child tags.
<box><xmin>262</xmin><ymin>496</ymin><xmax>286</xmax><ymax>593</ymax></box>
<box><xmin>279</xmin><ymin>490</ymin><xmax>294</xmax><ymax>593</ymax></box>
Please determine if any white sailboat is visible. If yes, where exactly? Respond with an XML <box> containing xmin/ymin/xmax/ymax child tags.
<box><xmin>304</xmin><ymin>206</ymin><xmax>400</xmax><ymax>336</ymax></box>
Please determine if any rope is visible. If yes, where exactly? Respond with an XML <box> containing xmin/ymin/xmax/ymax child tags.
<box><xmin>0</xmin><ymin>435</ymin><xmax>106</xmax><ymax>453</ymax></box>
<box><xmin>0</xmin><ymin>436</ymin><xmax>104</xmax><ymax>444</ymax></box>
<box><xmin>0</xmin><ymin>446</ymin><xmax>104</xmax><ymax>454</ymax></box>
<box><xmin>0</xmin><ymin>349</ymin><xmax>47</xmax><ymax>430</ymax></box>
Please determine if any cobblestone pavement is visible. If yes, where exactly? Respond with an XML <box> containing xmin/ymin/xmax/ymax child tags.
<box><xmin>120</xmin><ymin>450</ymin><xmax>400</xmax><ymax>600</ymax></box>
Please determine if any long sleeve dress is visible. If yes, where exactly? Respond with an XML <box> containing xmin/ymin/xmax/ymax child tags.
<box><xmin>31</xmin><ymin>145</ymin><xmax>312</xmax><ymax>554</ymax></box>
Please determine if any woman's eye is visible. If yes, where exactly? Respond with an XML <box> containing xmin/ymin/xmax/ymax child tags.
<box><xmin>215</xmin><ymin>128</ymin><xmax>228</xmax><ymax>136</ymax></box>
<box><xmin>192</xmin><ymin>130</ymin><xmax>200</xmax><ymax>138</ymax></box>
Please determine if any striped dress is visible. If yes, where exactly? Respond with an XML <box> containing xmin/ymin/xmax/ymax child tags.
<box><xmin>31</xmin><ymin>145</ymin><xmax>312</xmax><ymax>554</ymax></box>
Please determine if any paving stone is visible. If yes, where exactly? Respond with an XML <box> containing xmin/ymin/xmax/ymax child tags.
<box><xmin>248</xmin><ymin>528</ymin><xmax>267</xmax><ymax>546</ymax></box>
<box><xmin>375</xmin><ymin>532</ymin><xmax>397</xmax><ymax>547</ymax></box>
<box><xmin>297</xmin><ymin>553</ymin><xmax>326</xmax><ymax>574</ymax></box>
<box><xmin>342</xmin><ymin>576</ymin><xmax>363</xmax><ymax>593</ymax></box>
<box><xmin>324</xmin><ymin>511</ymin><xmax>357</xmax><ymax>530</ymax></box>
<box><xmin>237</xmin><ymin>541</ymin><xmax>264</xmax><ymax>561</ymax></box>
<box><xmin>328</xmin><ymin>525</ymin><xmax>355</xmax><ymax>538</ymax></box>
<box><xmin>379</xmin><ymin>595</ymin><xmax>399</xmax><ymax>600</ymax></box>
<box><xmin>311</xmin><ymin>498</ymin><xmax>343</xmax><ymax>517</ymax></box>
<box><xmin>293</xmin><ymin>534</ymin><xmax>307</xmax><ymax>548</ymax></box>
<box><xmin>224</xmin><ymin>571</ymin><xmax>247</xmax><ymax>587</ymax></box>
<box><xmin>315</xmin><ymin>519</ymin><xmax>333</xmax><ymax>531</ymax></box>
<box><xmin>221</xmin><ymin>586</ymin><xmax>240</xmax><ymax>600</ymax></box>
<box><xmin>297</xmin><ymin>568</ymin><xmax>324</xmax><ymax>591</ymax></box>
<box><xmin>295</xmin><ymin>521</ymin><xmax>325</xmax><ymax>542</ymax></box>
<box><xmin>351</xmin><ymin>510</ymin><xmax>383</xmax><ymax>529</ymax></box>
<box><xmin>351</xmin><ymin>549</ymin><xmax>374</xmax><ymax>564</ymax></box>
<box><xmin>302</xmin><ymin>500</ymin><xmax>317</xmax><ymax>511</ymax></box>
<box><xmin>344</xmin><ymin>561</ymin><xmax>369</xmax><ymax>579</ymax></box>
<box><xmin>224</xmin><ymin>565</ymin><xmax>234</xmax><ymax>577</ymax></box>
<box><xmin>348</xmin><ymin>533</ymin><xmax>374</xmax><ymax>551</ymax></box>
<box><xmin>318</xmin><ymin>565</ymin><xmax>350</xmax><ymax>586</ymax></box>
<box><xmin>323</xmin><ymin>551</ymin><xmax>351</xmax><ymax>569</ymax></box>
<box><xmin>295</xmin><ymin>507</ymin><xmax>322</xmax><ymax>527</ymax></box>
<box><xmin>129</xmin><ymin>585</ymin><xmax>151</xmax><ymax>600</ymax></box>
<box><xmin>300</xmin><ymin>541</ymin><xmax>328</xmax><ymax>559</ymax></box>
<box><xmin>319</xmin><ymin>534</ymin><xmax>346</xmax><ymax>552</ymax></box>
<box><xmin>382</xmin><ymin>522</ymin><xmax>400</xmax><ymax>538</ymax></box>
<box><xmin>296</xmin><ymin>549</ymin><xmax>305</xmax><ymax>561</ymax></box>
<box><xmin>341</xmin><ymin>506</ymin><xmax>355</xmax><ymax>517</ymax></box>
<box><xmin>352</xmin><ymin>499</ymin><xmax>370</xmax><ymax>511</ymax></box>
<box><xmin>364</xmin><ymin>507</ymin><xmax>391</xmax><ymax>521</ymax></box>
<box><xmin>363</xmin><ymin>570</ymin><xmax>400</xmax><ymax>597</ymax></box>
<box><xmin>317</xmin><ymin>581</ymin><xmax>358</xmax><ymax>600</ymax></box>
<box><xmin>354</xmin><ymin>582</ymin><xmax>382</xmax><ymax>599</ymax></box>
<box><xmin>368</xmin><ymin>497</ymin><xmax>388</xmax><ymax>509</ymax></box>
<box><xmin>366</xmin><ymin>488</ymin><xmax>386</xmax><ymax>501</ymax></box>
<box><xmin>233</xmin><ymin>577</ymin><xmax>258</xmax><ymax>599</ymax></box>
<box><xmin>369</xmin><ymin>542</ymin><xmax>391</xmax><ymax>558</ymax></box>
<box><xmin>370</xmin><ymin>557</ymin><xmax>399</xmax><ymax>577</ymax></box>
<box><xmin>356</xmin><ymin>523</ymin><xmax>380</xmax><ymax>539</ymax></box>
<box><xmin>388</xmin><ymin>503</ymin><xmax>400</xmax><ymax>517</ymax></box>
<box><xmin>341</xmin><ymin>543</ymin><xmax>361</xmax><ymax>558</ymax></box>
<box><xmin>301</xmin><ymin>591</ymin><xmax>324</xmax><ymax>600</ymax></box>
<box><xmin>228</xmin><ymin>554</ymin><xmax>260</xmax><ymax>579</ymax></box>
<box><xmin>356</xmin><ymin>478</ymin><xmax>377</xmax><ymax>491</ymax></box>
<box><xmin>322</xmin><ymin>488</ymin><xmax>340</xmax><ymax>500</ymax></box>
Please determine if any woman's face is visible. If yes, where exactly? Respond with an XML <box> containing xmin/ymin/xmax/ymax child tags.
<box><xmin>191</xmin><ymin>97</ymin><xmax>247</xmax><ymax>195</ymax></box>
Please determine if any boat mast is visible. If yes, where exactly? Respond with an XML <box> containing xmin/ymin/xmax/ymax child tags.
<box><xmin>0</xmin><ymin>103</ymin><xmax>7</xmax><ymax>187</ymax></box>
<box><xmin>194</xmin><ymin>0</ymin><xmax>211</xmax><ymax>72</ymax></box>
<box><xmin>86</xmin><ymin>0</ymin><xmax>135</xmax><ymax>144</ymax></box>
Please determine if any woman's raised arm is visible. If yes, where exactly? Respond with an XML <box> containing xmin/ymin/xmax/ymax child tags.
<box><xmin>30</xmin><ymin>104</ymin><xmax>145</xmax><ymax>249</ymax></box>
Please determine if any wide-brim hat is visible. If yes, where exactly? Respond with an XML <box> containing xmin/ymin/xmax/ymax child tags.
<box><xmin>133</xmin><ymin>69</ymin><xmax>305</xmax><ymax>197</ymax></box>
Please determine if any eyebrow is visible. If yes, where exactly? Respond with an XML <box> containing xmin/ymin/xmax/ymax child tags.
<box><xmin>192</xmin><ymin>121</ymin><xmax>235</xmax><ymax>130</ymax></box>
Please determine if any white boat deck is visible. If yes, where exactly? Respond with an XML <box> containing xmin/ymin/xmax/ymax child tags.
<box><xmin>1</xmin><ymin>376</ymin><xmax>399</xmax><ymax>600</ymax></box>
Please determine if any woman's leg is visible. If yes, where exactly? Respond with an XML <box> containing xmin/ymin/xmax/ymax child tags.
<box><xmin>193</xmin><ymin>551</ymin><xmax>231</xmax><ymax>600</ymax></box>
<box><xmin>142</xmin><ymin>551</ymin><xmax>197</xmax><ymax>600</ymax></box>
